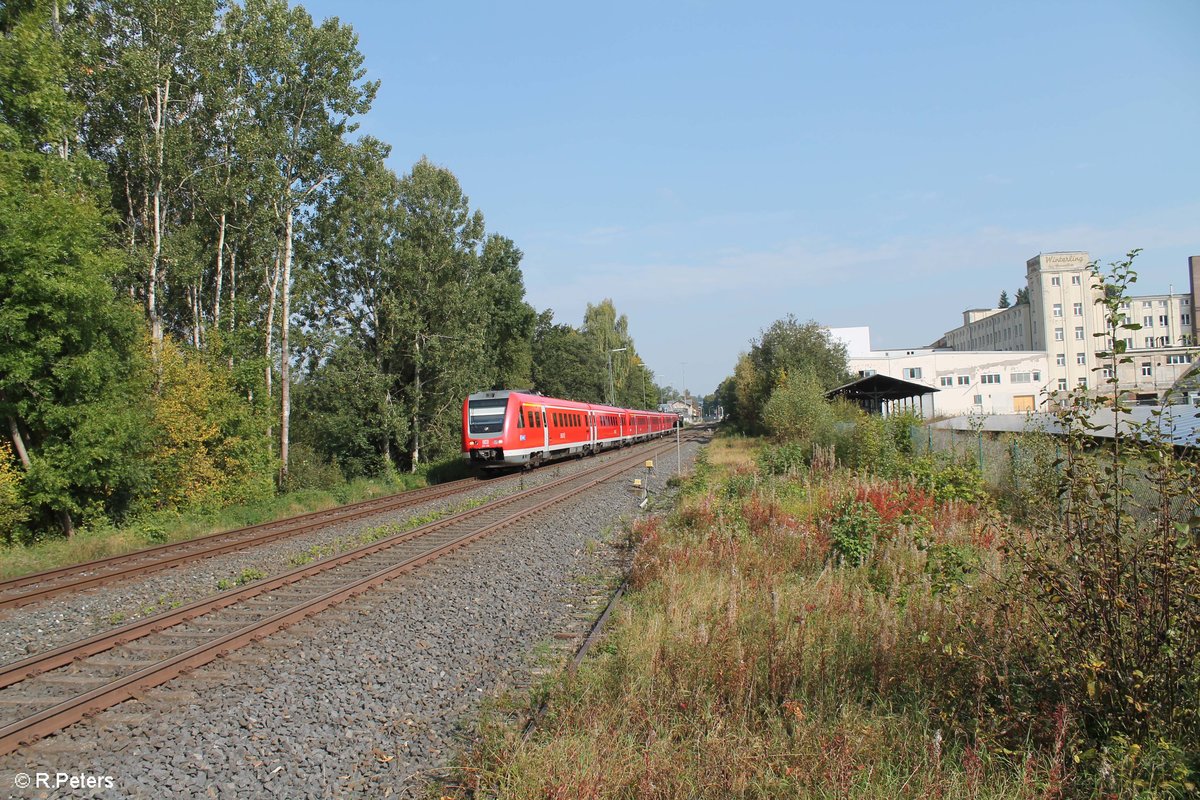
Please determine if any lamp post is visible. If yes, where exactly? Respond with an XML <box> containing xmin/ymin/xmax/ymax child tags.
<box><xmin>607</xmin><ymin>347</ymin><xmax>627</xmax><ymax>405</ymax></box>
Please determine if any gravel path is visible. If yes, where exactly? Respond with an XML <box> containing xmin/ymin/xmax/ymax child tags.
<box><xmin>0</xmin><ymin>436</ymin><xmax>703</xmax><ymax>799</ymax></box>
<box><xmin>0</xmin><ymin>444</ymin><xmax>661</xmax><ymax>666</ymax></box>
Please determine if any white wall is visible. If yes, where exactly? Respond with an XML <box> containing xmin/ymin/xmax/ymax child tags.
<box><xmin>850</xmin><ymin>349</ymin><xmax>1052</xmax><ymax>416</ymax></box>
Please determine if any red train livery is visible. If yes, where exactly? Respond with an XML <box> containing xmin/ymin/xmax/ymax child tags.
<box><xmin>462</xmin><ymin>390</ymin><xmax>677</xmax><ymax>468</ymax></box>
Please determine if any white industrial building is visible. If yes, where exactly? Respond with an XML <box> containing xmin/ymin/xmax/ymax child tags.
<box><xmin>829</xmin><ymin>251</ymin><xmax>1198</xmax><ymax>417</ymax></box>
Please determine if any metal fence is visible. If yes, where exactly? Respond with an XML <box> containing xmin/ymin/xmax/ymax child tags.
<box><xmin>911</xmin><ymin>422</ymin><xmax>1192</xmax><ymax>520</ymax></box>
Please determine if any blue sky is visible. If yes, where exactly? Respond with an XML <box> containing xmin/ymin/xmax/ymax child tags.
<box><xmin>303</xmin><ymin>0</ymin><xmax>1200</xmax><ymax>396</ymax></box>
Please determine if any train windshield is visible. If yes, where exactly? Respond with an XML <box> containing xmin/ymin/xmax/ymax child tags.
<box><xmin>467</xmin><ymin>398</ymin><xmax>507</xmax><ymax>435</ymax></box>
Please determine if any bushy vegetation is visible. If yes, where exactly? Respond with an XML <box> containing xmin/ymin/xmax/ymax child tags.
<box><xmin>0</xmin><ymin>2</ymin><xmax>671</xmax><ymax>549</ymax></box>
<box><xmin>452</xmin><ymin>258</ymin><xmax>1198</xmax><ymax>797</ymax></box>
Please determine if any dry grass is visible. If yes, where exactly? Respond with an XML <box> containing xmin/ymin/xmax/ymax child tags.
<box><xmin>703</xmin><ymin>434</ymin><xmax>757</xmax><ymax>470</ymax></box>
<box><xmin>448</xmin><ymin>440</ymin><xmax>1067</xmax><ymax>799</ymax></box>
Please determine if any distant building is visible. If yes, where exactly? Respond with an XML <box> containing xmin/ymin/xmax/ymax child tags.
<box><xmin>830</xmin><ymin>251</ymin><xmax>1198</xmax><ymax>416</ymax></box>
<box><xmin>661</xmin><ymin>397</ymin><xmax>700</xmax><ymax>423</ymax></box>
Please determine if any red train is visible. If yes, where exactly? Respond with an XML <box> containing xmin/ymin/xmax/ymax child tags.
<box><xmin>462</xmin><ymin>389</ymin><xmax>678</xmax><ymax>468</ymax></box>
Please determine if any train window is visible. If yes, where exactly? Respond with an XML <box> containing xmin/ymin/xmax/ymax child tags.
<box><xmin>527</xmin><ymin>411</ymin><xmax>534</xmax><ymax>427</ymax></box>
<box><xmin>467</xmin><ymin>398</ymin><xmax>507</xmax><ymax>435</ymax></box>
<box><xmin>541</xmin><ymin>411</ymin><xmax>546</xmax><ymax>427</ymax></box>
<box><xmin>517</xmin><ymin>411</ymin><xmax>524</xmax><ymax>429</ymax></box>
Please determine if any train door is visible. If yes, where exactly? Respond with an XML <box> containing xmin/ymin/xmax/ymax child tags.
<box><xmin>541</xmin><ymin>407</ymin><xmax>549</xmax><ymax>454</ymax></box>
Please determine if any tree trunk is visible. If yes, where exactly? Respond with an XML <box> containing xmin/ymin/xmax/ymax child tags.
<box><xmin>280</xmin><ymin>209</ymin><xmax>293</xmax><ymax>484</ymax></box>
<box><xmin>229</xmin><ymin>246</ymin><xmax>237</xmax><ymax>332</ymax></box>
<box><xmin>58</xmin><ymin>509</ymin><xmax>75</xmax><ymax>539</ymax></box>
<box><xmin>148</xmin><ymin>79</ymin><xmax>170</xmax><ymax>346</ymax></box>
<box><xmin>190</xmin><ymin>282</ymin><xmax>201</xmax><ymax>348</ymax></box>
<box><xmin>5</xmin><ymin>401</ymin><xmax>75</xmax><ymax>539</ymax></box>
<box><xmin>6</xmin><ymin>416</ymin><xmax>30</xmax><ymax>470</ymax></box>
<box><xmin>410</xmin><ymin>334</ymin><xmax>420</xmax><ymax>472</ymax></box>
<box><xmin>263</xmin><ymin>242</ymin><xmax>281</xmax><ymax>404</ymax></box>
<box><xmin>213</xmin><ymin>211</ymin><xmax>225</xmax><ymax>328</ymax></box>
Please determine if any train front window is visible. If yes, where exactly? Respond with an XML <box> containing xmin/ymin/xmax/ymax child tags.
<box><xmin>468</xmin><ymin>399</ymin><xmax>507</xmax><ymax>435</ymax></box>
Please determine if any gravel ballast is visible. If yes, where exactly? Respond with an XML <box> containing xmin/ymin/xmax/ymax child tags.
<box><xmin>0</xmin><ymin>444</ymin><xmax>663</xmax><ymax>666</ymax></box>
<box><xmin>0</xmin><ymin>436</ymin><xmax>703</xmax><ymax>799</ymax></box>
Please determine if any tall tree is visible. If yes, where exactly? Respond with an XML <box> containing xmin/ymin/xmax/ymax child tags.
<box><xmin>298</xmin><ymin>138</ymin><xmax>407</xmax><ymax>470</ymax></box>
<box><xmin>727</xmin><ymin>315</ymin><xmax>850</xmax><ymax>433</ymax></box>
<box><xmin>532</xmin><ymin>311</ymin><xmax>606</xmax><ymax>403</ymax></box>
<box><xmin>226</xmin><ymin>0</ymin><xmax>377</xmax><ymax>482</ymax></box>
<box><xmin>0</xmin><ymin>1</ymin><xmax>151</xmax><ymax>535</ymax></box>
<box><xmin>68</xmin><ymin>0</ymin><xmax>220</xmax><ymax>345</ymax></box>
<box><xmin>998</xmin><ymin>290</ymin><xmax>1011</xmax><ymax>308</ymax></box>
<box><xmin>393</xmin><ymin>158</ymin><xmax>486</xmax><ymax>469</ymax></box>
<box><xmin>478</xmin><ymin>234</ymin><xmax>535</xmax><ymax>390</ymax></box>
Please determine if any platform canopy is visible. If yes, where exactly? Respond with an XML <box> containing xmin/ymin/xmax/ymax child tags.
<box><xmin>825</xmin><ymin>374</ymin><xmax>938</xmax><ymax>416</ymax></box>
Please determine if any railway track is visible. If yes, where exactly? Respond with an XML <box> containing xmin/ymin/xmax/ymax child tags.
<box><xmin>0</xmin><ymin>476</ymin><xmax>512</xmax><ymax>612</ymax></box>
<box><xmin>0</xmin><ymin>434</ymin><xmax>695</xmax><ymax>756</ymax></box>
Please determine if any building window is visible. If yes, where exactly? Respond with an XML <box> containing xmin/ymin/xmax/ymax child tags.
<box><xmin>1145</xmin><ymin>336</ymin><xmax>1155</xmax><ymax>348</ymax></box>
<box><xmin>973</xmin><ymin>395</ymin><xmax>983</xmax><ymax>405</ymax></box>
<box><xmin>1055</xmin><ymin>327</ymin><xmax>1064</xmax><ymax>341</ymax></box>
<box><xmin>1076</xmin><ymin>352</ymin><xmax>1086</xmax><ymax>365</ymax></box>
<box><xmin>1183</xmin><ymin>313</ymin><xmax>1192</xmax><ymax>326</ymax></box>
<box><xmin>1142</xmin><ymin>301</ymin><xmax>1152</xmax><ymax>308</ymax></box>
<box><xmin>1033</xmin><ymin>371</ymin><xmax>1041</xmax><ymax>381</ymax></box>
<box><xmin>902</xmin><ymin>367</ymin><xmax>922</xmax><ymax>379</ymax></box>
<box><xmin>957</xmin><ymin>375</ymin><xmax>970</xmax><ymax>385</ymax></box>
<box><xmin>1074</xmin><ymin>326</ymin><xmax>1084</xmax><ymax>340</ymax></box>
<box><xmin>1056</xmin><ymin>353</ymin><xmax>1066</xmax><ymax>366</ymax></box>
<box><xmin>1159</xmin><ymin>299</ymin><xmax>1167</xmax><ymax>307</ymax></box>
<box><xmin>1051</xmin><ymin>276</ymin><xmax>1061</xmax><ymax>286</ymax></box>
<box><xmin>1073</xmin><ymin>302</ymin><xmax>1084</xmax><ymax>316</ymax></box>
<box><xmin>980</xmin><ymin>374</ymin><xmax>1001</xmax><ymax>384</ymax></box>
<box><xmin>1078</xmin><ymin>377</ymin><xmax>1088</xmax><ymax>387</ymax></box>
<box><xmin>939</xmin><ymin>376</ymin><xmax>953</xmax><ymax>386</ymax></box>
<box><xmin>1166</xmin><ymin>354</ymin><xmax>1191</xmax><ymax>365</ymax></box>
<box><xmin>1052</xmin><ymin>303</ymin><xmax>1063</xmax><ymax>317</ymax></box>
<box><xmin>1101</xmin><ymin>367</ymin><xmax>1114</xmax><ymax>379</ymax></box>
<box><xmin>1071</xmin><ymin>275</ymin><xmax>1081</xmax><ymax>285</ymax></box>
<box><xmin>1141</xmin><ymin>362</ymin><xmax>1152</xmax><ymax>376</ymax></box>
<box><xmin>1159</xmin><ymin>315</ymin><xmax>1170</xmax><ymax>327</ymax></box>
<box><xmin>1124</xmin><ymin>337</ymin><xmax>1134</xmax><ymax>350</ymax></box>
<box><xmin>1057</xmin><ymin>378</ymin><xmax>1068</xmax><ymax>391</ymax></box>
<box><xmin>857</xmin><ymin>369</ymin><xmax>876</xmax><ymax>377</ymax></box>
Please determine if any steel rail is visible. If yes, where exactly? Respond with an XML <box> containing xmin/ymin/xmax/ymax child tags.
<box><xmin>0</xmin><ymin>478</ymin><xmax>495</xmax><ymax>611</ymax></box>
<box><xmin>0</xmin><ymin>435</ymin><xmax>699</xmax><ymax>754</ymax></box>
<box><xmin>0</xmin><ymin>447</ymin><xmax>651</xmax><ymax>688</ymax></box>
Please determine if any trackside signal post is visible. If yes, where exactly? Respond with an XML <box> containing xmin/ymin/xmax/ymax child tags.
<box><xmin>676</xmin><ymin>422</ymin><xmax>681</xmax><ymax>475</ymax></box>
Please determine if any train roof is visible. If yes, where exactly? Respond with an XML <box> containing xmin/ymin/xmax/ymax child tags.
<box><xmin>466</xmin><ymin>390</ymin><xmax>672</xmax><ymax>415</ymax></box>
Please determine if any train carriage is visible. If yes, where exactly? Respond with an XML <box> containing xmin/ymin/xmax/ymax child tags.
<box><xmin>462</xmin><ymin>390</ymin><xmax>676</xmax><ymax>469</ymax></box>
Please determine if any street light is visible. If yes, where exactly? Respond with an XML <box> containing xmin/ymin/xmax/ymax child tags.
<box><xmin>607</xmin><ymin>347</ymin><xmax>627</xmax><ymax>405</ymax></box>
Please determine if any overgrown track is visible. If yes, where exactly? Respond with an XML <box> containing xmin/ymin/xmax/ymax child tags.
<box><xmin>0</xmin><ymin>477</ymin><xmax>497</xmax><ymax>611</ymax></box>
<box><xmin>0</xmin><ymin>433</ymin><xmax>699</xmax><ymax>756</ymax></box>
